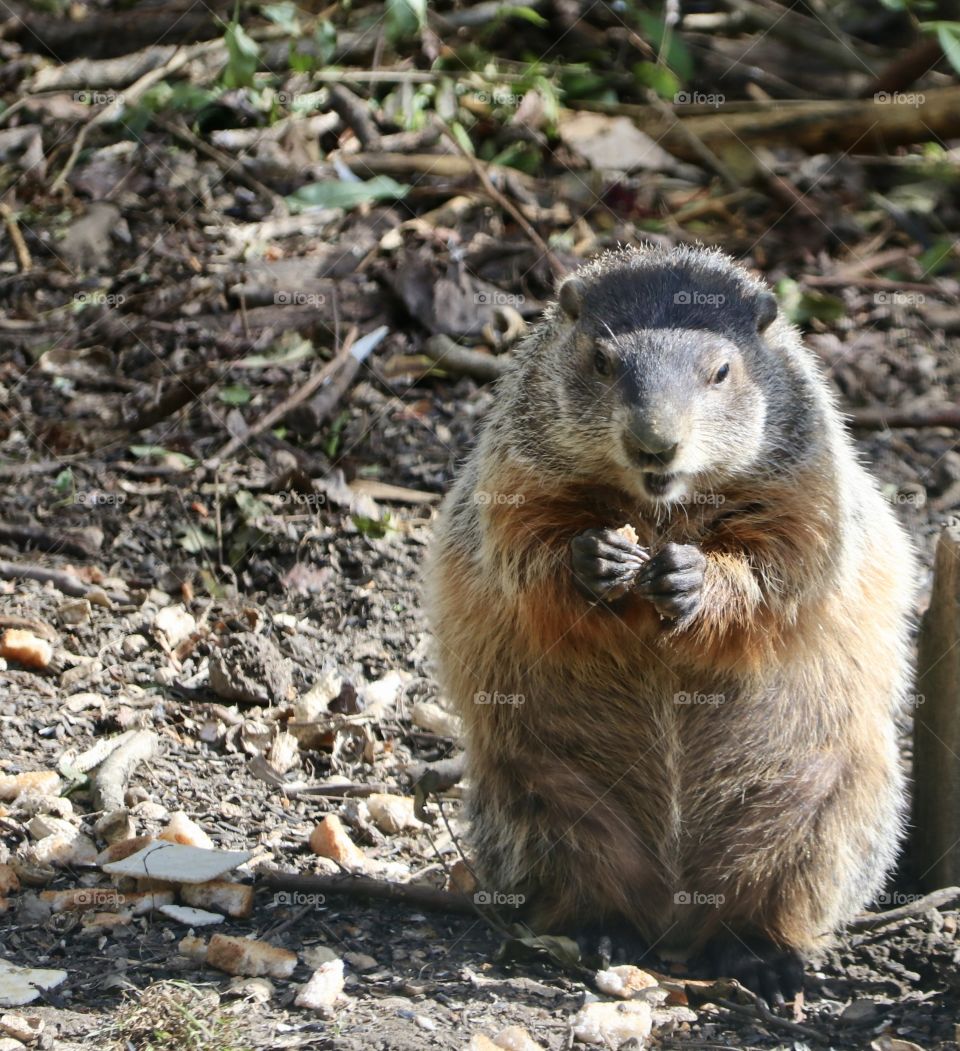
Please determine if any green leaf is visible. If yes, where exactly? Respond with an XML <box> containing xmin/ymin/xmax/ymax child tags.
<box><xmin>129</xmin><ymin>445</ymin><xmax>197</xmax><ymax>470</ymax></box>
<box><xmin>633</xmin><ymin>61</ymin><xmax>681</xmax><ymax>100</ymax></box>
<box><xmin>448</xmin><ymin>120</ymin><xmax>474</xmax><ymax>156</ymax></box>
<box><xmin>315</xmin><ymin>19</ymin><xmax>337</xmax><ymax>65</ymax></box>
<box><xmin>199</xmin><ymin>568</ymin><xmax>228</xmax><ymax>598</ymax></box>
<box><xmin>235</xmin><ymin>489</ymin><xmax>270</xmax><ymax>521</ymax></box>
<box><xmin>286</xmin><ymin>175</ymin><xmax>409</xmax><ymax>213</ymax></box>
<box><xmin>218</xmin><ymin>384</ymin><xmax>252</xmax><ymax>406</ymax></box>
<box><xmin>918</xmin><ymin>238</ymin><xmax>955</xmax><ymax>276</ymax></box>
<box><xmin>223</xmin><ymin>20</ymin><xmax>261</xmax><ymax>88</ymax></box>
<box><xmin>774</xmin><ymin>279</ymin><xmax>845</xmax><ymax>325</ymax></box>
<box><xmin>488</xmin><ymin>141</ymin><xmax>541</xmax><ymax>174</ymax></box>
<box><xmin>559</xmin><ymin>68</ymin><xmax>613</xmax><ymax>102</ymax></box>
<box><xmin>53</xmin><ymin>468</ymin><xmax>74</xmax><ymax>494</ymax></box>
<box><xmin>636</xmin><ymin>11</ymin><xmax>694</xmax><ymax>81</ymax></box>
<box><xmin>352</xmin><ymin>513</ymin><xmax>393</xmax><ymax>538</ymax></box>
<box><xmin>236</xmin><ymin>333</ymin><xmax>315</xmax><ymax>368</ymax></box>
<box><xmin>936</xmin><ymin>23</ymin><xmax>960</xmax><ymax>75</ymax></box>
<box><xmin>262</xmin><ymin>1</ymin><xmax>300</xmax><ymax>34</ymax></box>
<box><xmin>177</xmin><ymin>523</ymin><xmax>217</xmax><ymax>553</ymax></box>
<box><xmin>141</xmin><ymin>81</ymin><xmax>216</xmax><ymax>114</ymax></box>
<box><xmin>385</xmin><ymin>0</ymin><xmax>427</xmax><ymax>43</ymax></box>
<box><xmin>499</xmin><ymin>5</ymin><xmax>547</xmax><ymax>25</ymax></box>
<box><xmin>322</xmin><ymin>410</ymin><xmax>350</xmax><ymax>458</ymax></box>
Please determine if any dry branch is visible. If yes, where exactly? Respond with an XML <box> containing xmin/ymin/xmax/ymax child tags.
<box><xmin>0</xmin><ymin>522</ymin><xmax>100</xmax><ymax>559</ymax></box>
<box><xmin>91</xmin><ymin>730</ymin><xmax>159</xmax><ymax>812</ymax></box>
<box><xmin>912</xmin><ymin>526</ymin><xmax>960</xmax><ymax>889</ymax></box>
<box><xmin>0</xmin><ymin>561</ymin><xmax>89</xmax><ymax>597</ymax></box>
<box><xmin>849</xmin><ymin>887</ymin><xmax>960</xmax><ymax>931</ymax></box>
<box><xmin>423</xmin><ymin>336</ymin><xmax>506</xmax><ymax>383</ymax></box>
<box><xmin>575</xmin><ymin>86</ymin><xmax>960</xmax><ymax>161</ymax></box>
<box><xmin>848</xmin><ymin>406</ymin><xmax>960</xmax><ymax>430</ymax></box>
<box><xmin>261</xmin><ymin>871</ymin><xmax>475</xmax><ymax>914</ymax></box>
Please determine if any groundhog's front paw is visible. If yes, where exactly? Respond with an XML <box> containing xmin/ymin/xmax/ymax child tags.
<box><xmin>636</xmin><ymin>542</ymin><xmax>706</xmax><ymax>620</ymax></box>
<box><xmin>571</xmin><ymin>528</ymin><xmax>649</xmax><ymax>603</ymax></box>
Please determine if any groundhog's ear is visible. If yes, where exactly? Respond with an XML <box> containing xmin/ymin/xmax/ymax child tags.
<box><xmin>558</xmin><ymin>275</ymin><xmax>586</xmax><ymax>320</ymax></box>
<box><xmin>752</xmin><ymin>290</ymin><xmax>778</xmax><ymax>332</ymax></box>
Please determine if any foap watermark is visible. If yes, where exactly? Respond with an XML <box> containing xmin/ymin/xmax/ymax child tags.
<box><xmin>475</xmin><ymin>89</ymin><xmax>525</xmax><ymax>107</ymax></box>
<box><xmin>474</xmin><ymin>490</ymin><xmax>525</xmax><ymax>506</ymax></box>
<box><xmin>874</xmin><ymin>91</ymin><xmax>925</xmax><ymax>108</ymax></box>
<box><xmin>74</xmin><ymin>490</ymin><xmax>126</xmax><ymax>507</ymax></box>
<box><xmin>674</xmin><ymin>691</ymin><xmax>725</xmax><ymax>708</ymax></box>
<box><xmin>474</xmin><ymin>691</ymin><xmax>525</xmax><ymax>707</ymax></box>
<box><xmin>276</xmin><ymin>490</ymin><xmax>327</xmax><ymax>508</ymax></box>
<box><xmin>674</xmin><ymin>890</ymin><xmax>725</xmax><ymax>908</ymax></box>
<box><xmin>875</xmin><ymin>891</ymin><xmax>924</xmax><ymax>907</ymax></box>
<box><xmin>475</xmin><ymin>890</ymin><xmax>525</xmax><ymax>907</ymax></box>
<box><xmin>475</xmin><ymin>290</ymin><xmax>526</xmax><ymax>308</ymax></box>
<box><xmin>674</xmin><ymin>291</ymin><xmax>725</xmax><ymax>307</ymax></box>
<box><xmin>674</xmin><ymin>91</ymin><xmax>725</xmax><ymax>109</ymax></box>
<box><xmin>905</xmin><ymin>692</ymin><xmax>926</xmax><ymax>709</ymax></box>
<box><xmin>74</xmin><ymin>291</ymin><xmax>125</xmax><ymax>308</ymax></box>
<box><xmin>889</xmin><ymin>489</ymin><xmax>926</xmax><ymax>508</ymax></box>
<box><xmin>75</xmin><ymin>90</ymin><xmax>125</xmax><ymax>106</ymax></box>
<box><xmin>274</xmin><ymin>89</ymin><xmax>324</xmax><ymax>108</ymax></box>
<box><xmin>875</xmin><ymin>291</ymin><xmax>926</xmax><ymax>307</ymax></box>
<box><xmin>275</xmin><ymin>291</ymin><xmax>326</xmax><ymax>307</ymax></box>
<box><xmin>677</xmin><ymin>490</ymin><xmax>725</xmax><ymax>507</ymax></box>
<box><xmin>273</xmin><ymin>891</ymin><xmax>326</xmax><ymax>908</ymax></box>
<box><xmin>74</xmin><ymin>889</ymin><xmax>126</xmax><ymax>907</ymax></box>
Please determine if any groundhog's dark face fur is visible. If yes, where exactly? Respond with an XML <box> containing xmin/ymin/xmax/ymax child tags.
<box><xmin>541</xmin><ymin>248</ymin><xmax>784</xmax><ymax>506</ymax></box>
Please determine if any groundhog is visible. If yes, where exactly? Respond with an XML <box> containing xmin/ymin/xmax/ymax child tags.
<box><xmin>425</xmin><ymin>244</ymin><xmax>917</xmax><ymax>1001</ymax></box>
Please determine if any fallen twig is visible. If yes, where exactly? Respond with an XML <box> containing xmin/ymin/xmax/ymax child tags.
<box><xmin>91</xmin><ymin>729</ymin><xmax>159</xmax><ymax>812</ymax></box>
<box><xmin>715</xmin><ymin>994</ymin><xmax>824</xmax><ymax>1042</ymax></box>
<box><xmin>287</xmin><ymin>324</ymin><xmax>389</xmax><ymax>434</ymax></box>
<box><xmin>439</xmin><ymin>122</ymin><xmax>566</xmax><ymax>279</ymax></box>
<box><xmin>348</xmin><ymin>480</ymin><xmax>440</xmax><ymax>506</ymax></box>
<box><xmin>126</xmin><ymin>368</ymin><xmax>217</xmax><ymax>433</ymax></box>
<box><xmin>154</xmin><ymin>117</ymin><xmax>286</xmax><ymax>212</ymax></box>
<box><xmin>575</xmin><ymin>86</ymin><xmax>960</xmax><ymax>161</ymax></box>
<box><xmin>280</xmin><ymin>782</ymin><xmax>398</xmax><ymax>798</ymax></box>
<box><xmin>50</xmin><ymin>36</ymin><xmax>235</xmax><ymax>192</ymax></box>
<box><xmin>0</xmin><ymin>560</ymin><xmax>123</xmax><ymax>601</ymax></box>
<box><xmin>0</xmin><ymin>615</ymin><xmax>58</xmax><ymax>641</ymax></box>
<box><xmin>213</xmin><ymin>326</ymin><xmax>386</xmax><ymax>462</ymax></box>
<box><xmin>0</xmin><ymin>522</ymin><xmax>100</xmax><ymax>559</ymax></box>
<box><xmin>848</xmin><ymin>405</ymin><xmax>960</xmax><ymax>430</ymax></box>
<box><xmin>849</xmin><ymin>886</ymin><xmax>960</xmax><ymax>931</ymax></box>
<box><xmin>260</xmin><ymin>871</ymin><xmax>476</xmax><ymax>914</ymax></box>
<box><xmin>327</xmin><ymin>85</ymin><xmax>381</xmax><ymax>150</ymax></box>
<box><xmin>423</xmin><ymin>335</ymin><xmax>506</xmax><ymax>383</ymax></box>
<box><xmin>0</xmin><ymin>202</ymin><xmax>32</xmax><ymax>271</ymax></box>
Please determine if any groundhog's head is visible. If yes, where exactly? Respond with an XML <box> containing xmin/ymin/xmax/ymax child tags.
<box><xmin>539</xmin><ymin>246</ymin><xmax>790</xmax><ymax>506</ymax></box>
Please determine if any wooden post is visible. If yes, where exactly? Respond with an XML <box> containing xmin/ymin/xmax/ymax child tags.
<box><xmin>912</xmin><ymin>524</ymin><xmax>960</xmax><ymax>888</ymax></box>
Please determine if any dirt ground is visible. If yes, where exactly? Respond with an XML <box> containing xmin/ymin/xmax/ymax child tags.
<box><xmin>3</xmin><ymin>4</ymin><xmax>960</xmax><ymax>1045</ymax></box>
<box><xmin>3</xmin><ymin>308</ymin><xmax>960</xmax><ymax>1048</ymax></box>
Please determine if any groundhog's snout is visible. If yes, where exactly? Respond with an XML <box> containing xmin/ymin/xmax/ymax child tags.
<box><xmin>624</xmin><ymin>409</ymin><xmax>682</xmax><ymax>468</ymax></box>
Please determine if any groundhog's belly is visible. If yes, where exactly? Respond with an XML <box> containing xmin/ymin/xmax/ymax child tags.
<box><xmin>468</xmin><ymin>654</ymin><xmax>859</xmax><ymax>944</ymax></box>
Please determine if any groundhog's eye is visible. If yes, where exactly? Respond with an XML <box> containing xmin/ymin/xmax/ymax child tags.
<box><xmin>713</xmin><ymin>362</ymin><xmax>730</xmax><ymax>384</ymax></box>
<box><xmin>594</xmin><ymin>350</ymin><xmax>610</xmax><ymax>376</ymax></box>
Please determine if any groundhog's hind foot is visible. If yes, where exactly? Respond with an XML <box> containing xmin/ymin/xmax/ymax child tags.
<box><xmin>572</xmin><ymin>922</ymin><xmax>651</xmax><ymax>971</ymax></box>
<box><xmin>700</xmin><ymin>936</ymin><xmax>805</xmax><ymax>1008</ymax></box>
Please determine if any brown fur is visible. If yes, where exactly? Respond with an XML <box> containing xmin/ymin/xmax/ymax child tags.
<box><xmin>425</xmin><ymin>245</ymin><xmax>916</xmax><ymax>962</ymax></box>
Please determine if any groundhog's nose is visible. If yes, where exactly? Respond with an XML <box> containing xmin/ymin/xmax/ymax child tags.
<box><xmin>626</xmin><ymin>414</ymin><xmax>680</xmax><ymax>464</ymax></box>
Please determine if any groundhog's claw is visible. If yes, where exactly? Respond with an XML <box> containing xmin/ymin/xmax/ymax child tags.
<box><xmin>701</xmin><ymin>936</ymin><xmax>805</xmax><ymax>1008</ymax></box>
<box><xmin>636</xmin><ymin>542</ymin><xmax>706</xmax><ymax>620</ymax></box>
<box><xmin>571</xmin><ymin>528</ymin><xmax>649</xmax><ymax>603</ymax></box>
